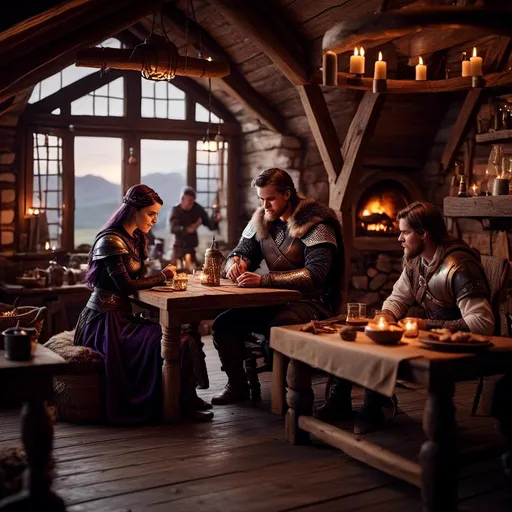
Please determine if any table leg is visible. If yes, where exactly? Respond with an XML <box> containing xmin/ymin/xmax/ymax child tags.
<box><xmin>419</xmin><ymin>380</ymin><xmax>457</xmax><ymax>512</ymax></box>
<box><xmin>160</xmin><ymin>310</ymin><xmax>182</xmax><ymax>423</ymax></box>
<box><xmin>285</xmin><ymin>359</ymin><xmax>312</xmax><ymax>445</ymax></box>
<box><xmin>271</xmin><ymin>351</ymin><xmax>287</xmax><ymax>416</ymax></box>
<box><xmin>491</xmin><ymin>373</ymin><xmax>512</xmax><ymax>484</ymax></box>
<box><xmin>0</xmin><ymin>399</ymin><xmax>66</xmax><ymax>511</ymax></box>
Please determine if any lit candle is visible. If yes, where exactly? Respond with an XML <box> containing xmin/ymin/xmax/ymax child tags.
<box><xmin>404</xmin><ymin>320</ymin><xmax>418</xmax><ymax>338</ymax></box>
<box><xmin>322</xmin><ymin>51</ymin><xmax>338</xmax><ymax>86</ymax></box>
<box><xmin>349</xmin><ymin>47</ymin><xmax>365</xmax><ymax>75</ymax></box>
<box><xmin>471</xmin><ymin>184</ymin><xmax>478</xmax><ymax>196</ymax></box>
<box><xmin>377</xmin><ymin>316</ymin><xmax>388</xmax><ymax>330</ymax></box>
<box><xmin>461</xmin><ymin>52</ymin><xmax>471</xmax><ymax>77</ymax></box>
<box><xmin>374</xmin><ymin>52</ymin><xmax>386</xmax><ymax>80</ymax></box>
<box><xmin>44</xmin><ymin>241</ymin><xmax>50</xmax><ymax>251</ymax></box>
<box><xmin>415</xmin><ymin>56</ymin><xmax>427</xmax><ymax>81</ymax></box>
<box><xmin>470</xmin><ymin>47</ymin><xmax>483</xmax><ymax>76</ymax></box>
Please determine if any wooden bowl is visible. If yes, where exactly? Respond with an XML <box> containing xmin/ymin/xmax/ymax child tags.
<box><xmin>364</xmin><ymin>322</ymin><xmax>404</xmax><ymax>345</ymax></box>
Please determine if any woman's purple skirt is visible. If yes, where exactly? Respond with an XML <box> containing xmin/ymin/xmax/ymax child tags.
<box><xmin>78</xmin><ymin>309</ymin><xmax>166</xmax><ymax>424</ymax></box>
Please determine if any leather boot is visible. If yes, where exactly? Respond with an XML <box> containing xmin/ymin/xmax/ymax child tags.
<box><xmin>211</xmin><ymin>331</ymin><xmax>250</xmax><ymax>405</ymax></box>
<box><xmin>314</xmin><ymin>377</ymin><xmax>353</xmax><ymax>421</ymax></box>
<box><xmin>354</xmin><ymin>390</ymin><xmax>397</xmax><ymax>434</ymax></box>
<box><xmin>182</xmin><ymin>406</ymin><xmax>214</xmax><ymax>422</ymax></box>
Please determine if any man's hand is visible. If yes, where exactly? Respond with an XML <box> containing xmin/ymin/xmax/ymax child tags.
<box><xmin>226</xmin><ymin>256</ymin><xmax>247</xmax><ymax>282</ymax></box>
<box><xmin>186</xmin><ymin>218</ymin><xmax>202</xmax><ymax>233</ymax></box>
<box><xmin>236</xmin><ymin>272</ymin><xmax>261</xmax><ymax>288</ymax></box>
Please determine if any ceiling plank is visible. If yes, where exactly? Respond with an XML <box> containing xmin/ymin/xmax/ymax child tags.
<box><xmin>206</xmin><ymin>0</ymin><xmax>308</xmax><ymax>86</ymax></box>
<box><xmin>331</xmin><ymin>92</ymin><xmax>385</xmax><ymax>211</ymax></box>
<box><xmin>297</xmin><ymin>84</ymin><xmax>342</xmax><ymax>184</ymax></box>
<box><xmin>0</xmin><ymin>0</ymin><xmax>168</xmax><ymax>105</ymax></box>
<box><xmin>158</xmin><ymin>4</ymin><xmax>285</xmax><ymax>132</ymax></box>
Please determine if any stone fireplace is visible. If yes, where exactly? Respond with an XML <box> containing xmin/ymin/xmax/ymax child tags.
<box><xmin>348</xmin><ymin>171</ymin><xmax>424</xmax><ymax>313</ymax></box>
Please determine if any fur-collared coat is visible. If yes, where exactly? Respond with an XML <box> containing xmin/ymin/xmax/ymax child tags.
<box><xmin>226</xmin><ymin>198</ymin><xmax>345</xmax><ymax>315</ymax></box>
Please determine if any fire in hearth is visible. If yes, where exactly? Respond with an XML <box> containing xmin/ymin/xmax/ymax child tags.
<box><xmin>356</xmin><ymin>181</ymin><xmax>410</xmax><ymax>236</ymax></box>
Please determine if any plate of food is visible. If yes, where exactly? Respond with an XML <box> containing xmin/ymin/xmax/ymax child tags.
<box><xmin>151</xmin><ymin>286</ymin><xmax>175</xmax><ymax>292</ymax></box>
<box><xmin>419</xmin><ymin>328</ymin><xmax>493</xmax><ymax>352</ymax></box>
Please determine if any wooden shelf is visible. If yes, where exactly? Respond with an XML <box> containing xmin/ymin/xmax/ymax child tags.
<box><xmin>443</xmin><ymin>195</ymin><xmax>512</xmax><ymax>218</ymax></box>
<box><xmin>475</xmin><ymin>130</ymin><xmax>512</xmax><ymax>144</ymax></box>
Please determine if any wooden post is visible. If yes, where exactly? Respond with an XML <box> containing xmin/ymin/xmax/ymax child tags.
<box><xmin>271</xmin><ymin>350</ymin><xmax>288</xmax><ymax>415</ymax></box>
<box><xmin>61</xmin><ymin>132</ymin><xmax>75</xmax><ymax>252</ymax></box>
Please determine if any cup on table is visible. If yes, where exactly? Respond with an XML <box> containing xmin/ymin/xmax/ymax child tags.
<box><xmin>347</xmin><ymin>303</ymin><xmax>367</xmax><ymax>320</ymax></box>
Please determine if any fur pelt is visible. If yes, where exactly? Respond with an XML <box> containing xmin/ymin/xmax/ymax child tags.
<box><xmin>251</xmin><ymin>198</ymin><xmax>340</xmax><ymax>241</ymax></box>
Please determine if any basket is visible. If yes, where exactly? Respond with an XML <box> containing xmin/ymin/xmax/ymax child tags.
<box><xmin>0</xmin><ymin>303</ymin><xmax>46</xmax><ymax>346</ymax></box>
<box><xmin>44</xmin><ymin>330</ymin><xmax>106</xmax><ymax>423</ymax></box>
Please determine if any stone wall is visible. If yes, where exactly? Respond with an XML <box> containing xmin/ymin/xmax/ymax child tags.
<box><xmin>0</xmin><ymin>126</ymin><xmax>17</xmax><ymax>258</ymax></box>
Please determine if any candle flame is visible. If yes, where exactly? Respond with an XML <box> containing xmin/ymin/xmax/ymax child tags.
<box><xmin>405</xmin><ymin>320</ymin><xmax>413</xmax><ymax>330</ymax></box>
<box><xmin>45</xmin><ymin>241</ymin><xmax>50</xmax><ymax>251</ymax></box>
<box><xmin>378</xmin><ymin>51</ymin><xmax>383</xmax><ymax>61</ymax></box>
<box><xmin>419</xmin><ymin>56</ymin><xmax>423</xmax><ymax>65</ymax></box>
<box><xmin>27</xmin><ymin>208</ymin><xmax>34</xmax><ymax>215</ymax></box>
<box><xmin>378</xmin><ymin>317</ymin><xmax>387</xmax><ymax>329</ymax></box>
<box><xmin>354</xmin><ymin>47</ymin><xmax>358</xmax><ymax>56</ymax></box>
<box><xmin>473</xmin><ymin>47</ymin><xmax>477</xmax><ymax>58</ymax></box>
<box><xmin>360</xmin><ymin>47</ymin><xmax>365</xmax><ymax>57</ymax></box>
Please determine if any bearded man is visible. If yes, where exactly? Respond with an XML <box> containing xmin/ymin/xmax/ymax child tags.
<box><xmin>317</xmin><ymin>201</ymin><xmax>494</xmax><ymax>434</ymax></box>
<box><xmin>211</xmin><ymin>168</ymin><xmax>344</xmax><ymax>405</ymax></box>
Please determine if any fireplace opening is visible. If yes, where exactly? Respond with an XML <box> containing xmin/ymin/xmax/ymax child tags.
<box><xmin>356</xmin><ymin>180</ymin><xmax>411</xmax><ymax>237</ymax></box>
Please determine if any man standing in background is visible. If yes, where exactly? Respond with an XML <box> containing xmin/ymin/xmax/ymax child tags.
<box><xmin>169</xmin><ymin>186</ymin><xmax>220</xmax><ymax>270</ymax></box>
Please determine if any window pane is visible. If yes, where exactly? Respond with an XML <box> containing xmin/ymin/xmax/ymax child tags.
<box><xmin>71</xmin><ymin>95</ymin><xmax>93</xmax><ymax>115</ymax></box>
<box><xmin>94</xmin><ymin>96</ymin><xmax>108</xmax><ymax>116</ymax></box>
<box><xmin>141</xmin><ymin>98</ymin><xmax>154</xmax><ymax>118</ymax></box>
<box><xmin>108</xmin><ymin>78</ymin><xmax>124</xmax><ymax>98</ymax></box>
<box><xmin>155</xmin><ymin>99</ymin><xmax>167</xmax><ymax>119</ymax></box>
<box><xmin>168</xmin><ymin>100</ymin><xmax>185</xmax><ymax>120</ymax></box>
<box><xmin>74</xmin><ymin>137</ymin><xmax>123</xmax><ymax>248</ymax></box>
<box><xmin>167</xmin><ymin>83</ymin><xmax>185</xmax><ymax>100</ymax></box>
<box><xmin>109</xmin><ymin>98</ymin><xmax>124</xmax><ymax>117</ymax></box>
<box><xmin>195</xmin><ymin>103</ymin><xmax>222</xmax><ymax>123</ymax></box>
<box><xmin>140</xmin><ymin>139</ymin><xmax>188</xmax><ymax>242</ymax></box>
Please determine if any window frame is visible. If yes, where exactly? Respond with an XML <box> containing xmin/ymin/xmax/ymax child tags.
<box><xmin>19</xmin><ymin>62</ymin><xmax>240</xmax><ymax>252</ymax></box>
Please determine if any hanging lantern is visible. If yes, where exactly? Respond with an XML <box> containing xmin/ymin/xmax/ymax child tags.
<box><xmin>127</xmin><ymin>146</ymin><xmax>138</xmax><ymax>164</ymax></box>
<box><xmin>201</xmin><ymin>236</ymin><xmax>223</xmax><ymax>286</ymax></box>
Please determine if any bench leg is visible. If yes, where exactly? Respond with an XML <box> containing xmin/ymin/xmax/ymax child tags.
<box><xmin>285</xmin><ymin>359</ymin><xmax>312</xmax><ymax>445</ymax></box>
<box><xmin>271</xmin><ymin>350</ymin><xmax>287</xmax><ymax>415</ymax></box>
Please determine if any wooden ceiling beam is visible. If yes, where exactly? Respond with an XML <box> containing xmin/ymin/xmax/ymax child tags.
<box><xmin>206</xmin><ymin>0</ymin><xmax>309</xmax><ymax>86</ymax></box>
<box><xmin>298</xmin><ymin>84</ymin><xmax>342</xmax><ymax>184</ymax></box>
<box><xmin>440</xmin><ymin>89</ymin><xmax>482</xmax><ymax>175</ymax></box>
<box><xmin>331</xmin><ymin>92</ymin><xmax>385</xmax><ymax>212</ymax></box>
<box><xmin>158</xmin><ymin>4</ymin><xmax>285</xmax><ymax>133</ymax></box>
<box><xmin>0</xmin><ymin>0</ymin><xmax>168</xmax><ymax>105</ymax></box>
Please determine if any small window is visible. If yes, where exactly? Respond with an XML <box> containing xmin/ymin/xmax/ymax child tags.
<box><xmin>141</xmin><ymin>79</ymin><xmax>186</xmax><ymax>120</ymax></box>
<box><xmin>195</xmin><ymin>103</ymin><xmax>222</xmax><ymax>124</ymax></box>
<box><xmin>70</xmin><ymin>77</ymin><xmax>124</xmax><ymax>116</ymax></box>
<box><xmin>32</xmin><ymin>134</ymin><xmax>64</xmax><ymax>248</ymax></box>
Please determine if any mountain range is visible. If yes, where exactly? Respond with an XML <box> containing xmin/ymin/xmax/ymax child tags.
<box><xmin>75</xmin><ymin>172</ymin><xmax>185</xmax><ymax>238</ymax></box>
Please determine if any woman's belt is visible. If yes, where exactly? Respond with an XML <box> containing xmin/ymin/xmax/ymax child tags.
<box><xmin>87</xmin><ymin>288</ymin><xmax>131</xmax><ymax>313</ymax></box>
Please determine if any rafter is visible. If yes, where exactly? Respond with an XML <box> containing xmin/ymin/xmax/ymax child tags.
<box><xmin>206</xmin><ymin>0</ymin><xmax>309</xmax><ymax>86</ymax></box>
<box><xmin>157</xmin><ymin>4</ymin><xmax>286</xmax><ymax>133</ymax></box>
<box><xmin>297</xmin><ymin>84</ymin><xmax>342</xmax><ymax>184</ymax></box>
<box><xmin>0</xmin><ymin>0</ymin><xmax>168</xmax><ymax>105</ymax></box>
<box><xmin>331</xmin><ymin>92</ymin><xmax>385</xmax><ymax>212</ymax></box>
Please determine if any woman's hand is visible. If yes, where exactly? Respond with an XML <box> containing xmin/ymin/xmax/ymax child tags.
<box><xmin>226</xmin><ymin>256</ymin><xmax>247</xmax><ymax>282</ymax></box>
<box><xmin>162</xmin><ymin>264</ymin><xmax>177</xmax><ymax>280</ymax></box>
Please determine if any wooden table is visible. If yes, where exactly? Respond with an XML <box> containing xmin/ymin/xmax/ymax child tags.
<box><xmin>134</xmin><ymin>276</ymin><xmax>300</xmax><ymax>423</ymax></box>
<box><xmin>0</xmin><ymin>345</ymin><xmax>70</xmax><ymax>511</ymax></box>
<box><xmin>270</xmin><ymin>327</ymin><xmax>512</xmax><ymax>512</ymax></box>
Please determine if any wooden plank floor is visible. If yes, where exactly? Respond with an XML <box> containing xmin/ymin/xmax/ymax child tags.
<box><xmin>1</xmin><ymin>337</ymin><xmax>511</xmax><ymax>511</ymax></box>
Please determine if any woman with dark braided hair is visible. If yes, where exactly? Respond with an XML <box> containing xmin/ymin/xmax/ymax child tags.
<box><xmin>74</xmin><ymin>184</ymin><xmax>213</xmax><ymax>423</ymax></box>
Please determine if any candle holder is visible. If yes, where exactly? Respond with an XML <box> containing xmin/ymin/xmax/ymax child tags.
<box><xmin>492</xmin><ymin>177</ymin><xmax>509</xmax><ymax>196</ymax></box>
<box><xmin>172</xmin><ymin>273</ymin><xmax>188</xmax><ymax>291</ymax></box>
<box><xmin>373</xmin><ymin>78</ymin><xmax>386</xmax><ymax>93</ymax></box>
<box><xmin>472</xmin><ymin>76</ymin><xmax>484</xmax><ymax>88</ymax></box>
<box><xmin>403</xmin><ymin>320</ymin><xmax>419</xmax><ymax>338</ymax></box>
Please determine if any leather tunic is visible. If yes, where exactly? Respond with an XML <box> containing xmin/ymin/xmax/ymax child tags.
<box><xmin>407</xmin><ymin>245</ymin><xmax>489</xmax><ymax>321</ymax></box>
